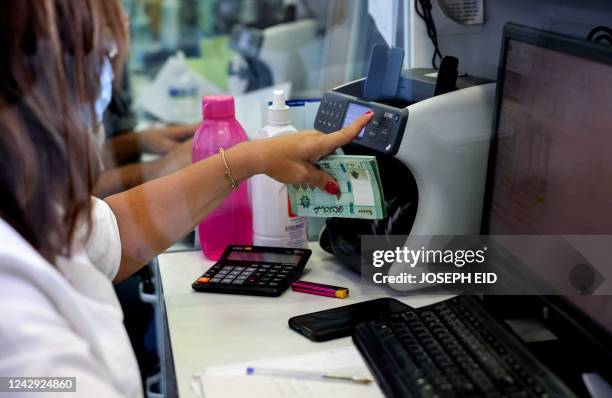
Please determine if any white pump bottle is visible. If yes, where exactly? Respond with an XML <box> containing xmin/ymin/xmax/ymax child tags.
<box><xmin>251</xmin><ymin>90</ymin><xmax>308</xmax><ymax>248</ymax></box>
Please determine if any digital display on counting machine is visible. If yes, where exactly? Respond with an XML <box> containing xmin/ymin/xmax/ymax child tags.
<box><xmin>342</xmin><ymin>102</ymin><xmax>372</xmax><ymax>139</ymax></box>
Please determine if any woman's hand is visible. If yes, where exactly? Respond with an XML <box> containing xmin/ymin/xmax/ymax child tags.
<box><xmin>139</xmin><ymin>124</ymin><xmax>197</xmax><ymax>155</ymax></box>
<box><xmin>242</xmin><ymin>111</ymin><xmax>373</xmax><ymax>194</ymax></box>
<box><xmin>155</xmin><ymin>138</ymin><xmax>194</xmax><ymax>174</ymax></box>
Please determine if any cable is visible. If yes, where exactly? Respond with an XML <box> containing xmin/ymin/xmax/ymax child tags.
<box><xmin>415</xmin><ymin>0</ymin><xmax>444</xmax><ymax>69</ymax></box>
<box><xmin>587</xmin><ymin>26</ymin><xmax>612</xmax><ymax>45</ymax></box>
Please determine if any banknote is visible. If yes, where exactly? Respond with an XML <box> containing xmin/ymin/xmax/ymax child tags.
<box><xmin>288</xmin><ymin>155</ymin><xmax>386</xmax><ymax>219</ymax></box>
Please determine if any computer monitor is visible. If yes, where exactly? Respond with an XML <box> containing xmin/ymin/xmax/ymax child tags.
<box><xmin>482</xmin><ymin>23</ymin><xmax>612</xmax><ymax>372</ymax></box>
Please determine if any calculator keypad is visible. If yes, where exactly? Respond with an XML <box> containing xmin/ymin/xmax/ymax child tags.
<box><xmin>196</xmin><ymin>262</ymin><xmax>300</xmax><ymax>293</ymax></box>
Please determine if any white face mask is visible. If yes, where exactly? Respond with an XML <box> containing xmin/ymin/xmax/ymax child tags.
<box><xmin>94</xmin><ymin>57</ymin><xmax>114</xmax><ymax>125</ymax></box>
<box><xmin>81</xmin><ymin>57</ymin><xmax>114</xmax><ymax>153</ymax></box>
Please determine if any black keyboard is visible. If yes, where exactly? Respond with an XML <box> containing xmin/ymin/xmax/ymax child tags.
<box><xmin>353</xmin><ymin>296</ymin><xmax>576</xmax><ymax>398</ymax></box>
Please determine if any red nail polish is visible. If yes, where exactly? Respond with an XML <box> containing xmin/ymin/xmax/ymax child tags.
<box><xmin>365</xmin><ymin>110</ymin><xmax>374</xmax><ymax>116</ymax></box>
<box><xmin>325</xmin><ymin>181</ymin><xmax>340</xmax><ymax>195</ymax></box>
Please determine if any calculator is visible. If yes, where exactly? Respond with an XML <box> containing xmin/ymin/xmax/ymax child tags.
<box><xmin>192</xmin><ymin>245</ymin><xmax>312</xmax><ymax>297</ymax></box>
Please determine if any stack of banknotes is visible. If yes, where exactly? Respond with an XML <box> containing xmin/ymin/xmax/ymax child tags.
<box><xmin>288</xmin><ymin>155</ymin><xmax>386</xmax><ymax>220</ymax></box>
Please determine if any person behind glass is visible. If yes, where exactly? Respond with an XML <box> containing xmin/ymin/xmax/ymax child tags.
<box><xmin>0</xmin><ymin>1</ymin><xmax>373</xmax><ymax>396</ymax></box>
<box><xmin>96</xmin><ymin>64</ymin><xmax>199</xmax><ymax>198</ymax></box>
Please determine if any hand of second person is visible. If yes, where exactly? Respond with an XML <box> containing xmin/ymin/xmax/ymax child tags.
<box><xmin>156</xmin><ymin>138</ymin><xmax>194</xmax><ymax>175</ymax></box>
<box><xmin>140</xmin><ymin>124</ymin><xmax>198</xmax><ymax>155</ymax></box>
<box><xmin>243</xmin><ymin>111</ymin><xmax>373</xmax><ymax>194</ymax></box>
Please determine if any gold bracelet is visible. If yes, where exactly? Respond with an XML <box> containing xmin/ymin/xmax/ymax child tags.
<box><xmin>219</xmin><ymin>148</ymin><xmax>238</xmax><ymax>190</ymax></box>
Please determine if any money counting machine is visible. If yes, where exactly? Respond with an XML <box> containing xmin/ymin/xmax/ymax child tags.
<box><xmin>317</xmin><ymin>46</ymin><xmax>496</xmax><ymax>273</ymax></box>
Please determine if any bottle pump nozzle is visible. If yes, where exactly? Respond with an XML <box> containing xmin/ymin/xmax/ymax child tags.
<box><xmin>268</xmin><ymin>90</ymin><xmax>290</xmax><ymax>125</ymax></box>
<box><xmin>272</xmin><ymin>90</ymin><xmax>289</xmax><ymax>110</ymax></box>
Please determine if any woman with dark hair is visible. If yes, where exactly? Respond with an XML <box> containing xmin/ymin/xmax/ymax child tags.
<box><xmin>0</xmin><ymin>0</ymin><xmax>372</xmax><ymax>396</ymax></box>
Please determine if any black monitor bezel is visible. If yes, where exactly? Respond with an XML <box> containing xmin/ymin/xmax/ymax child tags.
<box><xmin>481</xmin><ymin>22</ymin><xmax>612</xmax><ymax>371</ymax></box>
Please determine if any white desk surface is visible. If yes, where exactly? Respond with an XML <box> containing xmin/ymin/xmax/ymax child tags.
<box><xmin>158</xmin><ymin>244</ymin><xmax>454</xmax><ymax>397</ymax></box>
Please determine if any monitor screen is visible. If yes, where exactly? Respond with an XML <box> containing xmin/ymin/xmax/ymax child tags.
<box><xmin>486</xmin><ymin>35</ymin><xmax>612</xmax><ymax>334</ymax></box>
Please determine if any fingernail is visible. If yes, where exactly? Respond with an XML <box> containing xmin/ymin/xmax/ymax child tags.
<box><xmin>365</xmin><ymin>110</ymin><xmax>374</xmax><ymax>116</ymax></box>
<box><xmin>325</xmin><ymin>181</ymin><xmax>340</xmax><ymax>195</ymax></box>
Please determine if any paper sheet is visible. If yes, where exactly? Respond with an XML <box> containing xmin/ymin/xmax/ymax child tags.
<box><xmin>350</xmin><ymin>169</ymin><xmax>375</xmax><ymax>207</ymax></box>
<box><xmin>191</xmin><ymin>346</ymin><xmax>384</xmax><ymax>398</ymax></box>
<box><xmin>368</xmin><ymin>0</ymin><xmax>400</xmax><ymax>47</ymax></box>
<box><xmin>368</xmin><ymin>0</ymin><xmax>399</xmax><ymax>47</ymax></box>
<box><xmin>135</xmin><ymin>53</ymin><xmax>223</xmax><ymax>124</ymax></box>
<box><xmin>135</xmin><ymin>51</ymin><xmax>292</xmax><ymax>128</ymax></box>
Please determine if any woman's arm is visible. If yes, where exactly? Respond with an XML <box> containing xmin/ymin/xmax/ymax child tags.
<box><xmin>105</xmin><ymin>112</ymin><xmax>372</xmax><ymax>282</ymax></box>
<box><xmin>95</xmin><ymin>139</ymin><xmax>193</xmax><ymax>197</ymax></box>
<box><xmin>103</xmin><ymin>124</ymin><xmax>197</xmax><ymax>168</ymax></box>
<box><xmin>103</xmin><ymin>132</ymin><xmax>141</xmax><ymax>167</ymax></box>
<box><xmin>95</xmin><ymin>159</ymin><xmax>171</xmax><ymax>197</ymax></box>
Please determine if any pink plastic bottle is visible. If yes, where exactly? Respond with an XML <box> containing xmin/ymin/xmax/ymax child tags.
<box><xmin>193</xmin><ymin>95</ymin><xmax>253</xmax><ymax>260</ymax></box>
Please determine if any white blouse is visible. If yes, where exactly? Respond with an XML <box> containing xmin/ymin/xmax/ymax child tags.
<box><xmin>0</xmin><ymin>198</ymin><xmax>142</xmax><ymax>397</ymax></box>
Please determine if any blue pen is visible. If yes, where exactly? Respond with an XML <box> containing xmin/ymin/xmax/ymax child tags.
<box><xmin>246</xmin><ymin>367</ymin><xmax>372</xmax><ymax>384</ymax></box>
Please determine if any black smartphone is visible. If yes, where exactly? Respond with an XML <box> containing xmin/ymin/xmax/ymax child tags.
<box><xmin>288</xmin><ymin>298</ymin><xmax>412</xmax><ymax>342</ymax></box>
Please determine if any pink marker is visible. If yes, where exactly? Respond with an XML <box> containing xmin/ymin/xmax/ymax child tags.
<box><xmin>291</xmin><ymin>281</ymin><xmax>349</xmax><ymax>299</ymax></box>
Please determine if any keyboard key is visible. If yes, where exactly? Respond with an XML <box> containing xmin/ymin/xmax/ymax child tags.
<box><xmin>352</xmin><ymin>296</ymin><xmax>575</xmax><ymax>398</ymax></box>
